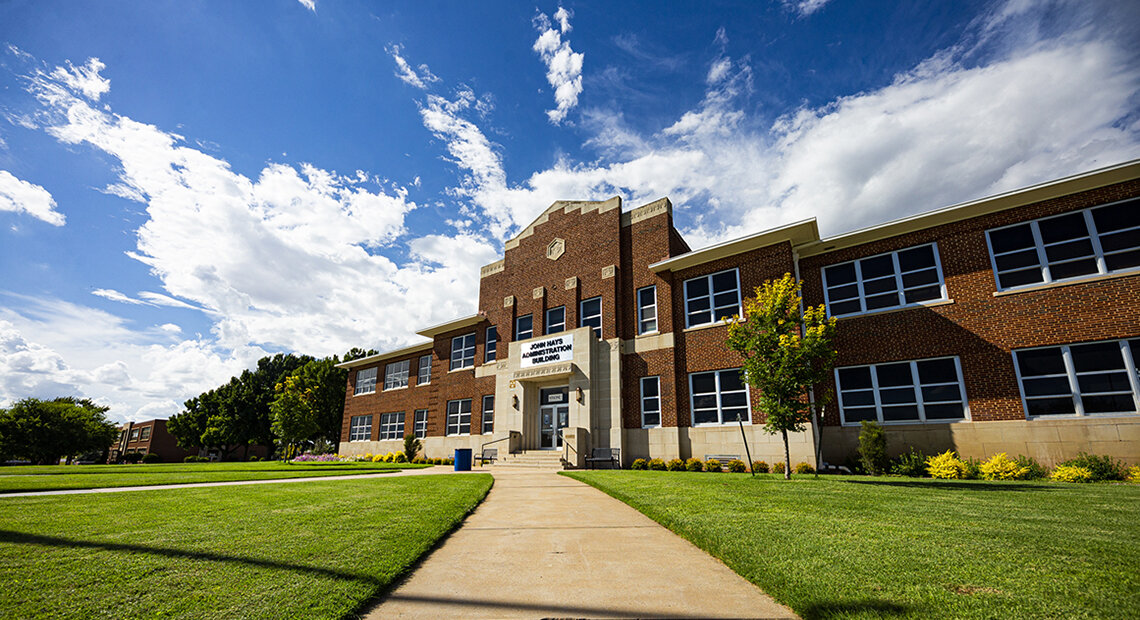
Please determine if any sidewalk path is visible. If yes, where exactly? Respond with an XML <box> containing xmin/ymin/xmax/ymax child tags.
<box><xmin>366</xmin><ymin>468</ymin><xmax>797</xmax><ymax>619</ymax></box>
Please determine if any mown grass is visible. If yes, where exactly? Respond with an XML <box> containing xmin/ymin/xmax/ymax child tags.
<box><xmin>564</xmin><ymin>471</ymin><xmax>1140</xmax><ymax>619</ymax></box>
<box><xmin>0</xmin><ymin>474</ymin><xmax>492</xmax><ymax>619</ymax></box>
<box><xmin>0</xmin><ymin>461</ymin><xmax>430</xmax><ymax>493</ymax></box>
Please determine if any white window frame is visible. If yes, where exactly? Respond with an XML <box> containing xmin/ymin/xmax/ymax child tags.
<box><xmin>349</xmin><ymin>414</ymin><xmax>373</xmax><ymax>442</ymax></box>
<box><xmin>834</xmin><ymin>356</ymin><xmax>970</xmax><ymax>426</ymax></box>
<box><xmin>545</xmin><ymin>306</ymin><xmax>566</xmax><ymax>335</ymax></box>
<box><xmin>353</xmin><ymin>367</ymin><xmax>377</xmax><ymax>396</ymax></box>
<box><xmin>580</xmin><ymin>296</ymin><xmax>602</xmax><ymax>339</ymax></box>
<box><xmin>688</xmin><ymin>368</ymin><xmax>750</xmax><ymax>426</ymax></box>
<box><xmin>139</xmin><ymin>427</ymin><xmax>151</xmax><ymax>441</ymax></box>
<box><xmin>484</xmin><ymin>326</ymin><xmax>498</xmax><ymax>362</ymax></box>
<box><xmin>1013</xmin><ymin>339</ymin><xmax>1140</xmax><ymax>419</ymax></box>
<box><xmin>516</xmin><ymin>314</ymin><xmax>533</xmax><ymax>341</ymax></box>
<box><xmin>640</xmin><ymin>376</ymin><xmax>661</xmax><ymax>428</ymax></box>
<box><xmin>383</xmin><ymin>359</ymin><xmax>410</xmax><ymax>391</ymax></box>
<box><xmin>481</xmin><ymin>395</ymin><xmax>494</xmax><ymax>434</ymax></box>
<box><xmin>413</xmin><ymin>409</ymin><xmax>428</xmax><ymax>439</ymax></box>
<box><xmin>446</xmin><ymin>399</ymin><xmax>472</xmax><ymax>436</ymax></box>
<box><xmin>821</xmin><ymin>243</ymin><xmax>947</xmax><ymax>318</ymax></box>
<box><xmin>986</xmin><ymin>198</ymin><xmax>1140</xmax><ymax>292</ymax></box>
<box><xmin>417</xmin><ymin>354</ymin><xmax>432</xmax><ymax>385</ymax></box>
<box><xmin>683</xmin><ymin>268</ymin><xmax>742</xmax><ymax>328</ymax></box>
<box><xmin>450</xmin><ymin>333</ymin><xmax>475</xmax><ymax>371</ymax></box>
<box><xmin>378</xmin><ymin>412</ymin><xmax>406</xmax><ymax>440</ymax></box>
<box><xmin>637</xmin><ymin>285</ymin><xmax>658</xmax><ymax>335</ymax></box>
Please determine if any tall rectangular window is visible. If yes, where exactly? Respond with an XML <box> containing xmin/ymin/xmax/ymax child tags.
<box><xmin>516</xmin><ymin>314</ymin><xmax>533</xmax><ymax>340</ymax></box>
<box><xmin>835</xmin><ymin>357</ymin><xmax>968</xmax><ymax>425</ymax></box>
<box><xmin>130</xmin><ymin>428</ymin><xmax>140</xmax><ymax>441</ymax></box>
<box><xmin>580</xmin><ymin>296</ymin><xmax>602</xmax><ymax>339</ymax></box>
<box><xmin>641</xmin><ymin>376</ymin><xmax>661</xmax><ymax>427</ymax></box>
<box><xmin>413</xmin><ymin>409</ymin><xmax>428</xmax><ymax>439</ymax></box>
<box><xmin>139</xmin><ymin>427</ymin><xmax>151</xmax><ymax>441</ymax></box>
<box><xmin>1014</xmin><ymin>339</ymin><xmax>1140</xmax><ymax>417</ymax></box>
<box><xmin>986</xmin><ymin>199</ymin><xmax>1140</xmax><ymax>291</ymax></box>
<box><xmin>689</xmin><ymin>368</ymin><xmax>749</xmax><ymax>425</ymax></box>
<box><xmin>484</xmin><ymin>326</ymin><xmax>498</xmax><ymax>362</ymax></box>
<box><xmin>684</xmin><ymin>268</ymin><xmax>741</xmax><ymax>328</ymax></box>
<box><xmin>383</xmin><ymin>359</ymin><xmax>410</xmax><ymax>390</ymax></box>
<box><xmin>450</xmin><ymin>333</ymin><xmax>475</xmax><ymax>371</ymax></box>
<box><xmin>417</xmin><ymin>354</ymin><xmax>432</xmax><ymax>385</ymax></box>
<box><xmin>349</xmin><ymin>414</ymin><xmax>373</xmax><ymax>441</ymax></box>
<box><xmin>822</xmin><ymin>244</ymin><xmax>946</xmax><ymax>317</ymax></box>
<box><xmin>482</xmin><ymin>395</ymin><xmax>494</xmax><ymax>434</ymax></box>
<box><xmin>446</xmin><ymin>399</ymin><xmax>472</xmax><ymax>435</ymax></box>
<box><xmin>353</xmin><ymin>367</ymin><xmax>377</xmax><ymax>395</ymax></box>
<box><xmin>545</xmin><ymin>306</ymin><xmax>566</xmax><ymax>334</ymax></box>
<box><xmin>379</xmin><ymin>412</ymin><xmax>406</xmax><ymax>440</ymax></box>
<box><xmin>637</xmin><ymin>285</ymin><xmax>658</xmax><ymax>334</ymax></box>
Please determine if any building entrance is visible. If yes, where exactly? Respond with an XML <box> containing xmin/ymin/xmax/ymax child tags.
<box><xmin>538</xmin><ymin>386</ymin><xmax>569</xmax><ymax>449</ymax></box>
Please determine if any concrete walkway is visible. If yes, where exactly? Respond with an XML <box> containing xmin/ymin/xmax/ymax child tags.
<box><xmin>366</xmin><ymin>467</ymin><xmax>797</xmax><ymax>619</ymax></box>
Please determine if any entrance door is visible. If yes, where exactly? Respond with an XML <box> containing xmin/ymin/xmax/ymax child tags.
<box><xmin>539</xmin><ymin>387</ymin><xmax>570</xmax><ymax>449</ymax></box>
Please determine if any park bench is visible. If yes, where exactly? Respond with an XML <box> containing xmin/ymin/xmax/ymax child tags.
<box><xmin>584</xmin><ymin>448</ymin><xmax>620</xmax><ymax>469</ymax></box>
<box><xmin>473</xmin><ymin>447</ymin><xmax>497</xmax><ymax>466</ymax></box>
<box><xmin>704</xmin><ymin>454</ymin><xmax>741</xmax><ymax>471</ymax></box>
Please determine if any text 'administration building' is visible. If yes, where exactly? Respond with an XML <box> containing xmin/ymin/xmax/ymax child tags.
<box><xmin>338</xmin><ymin>161</ymin><xmax>1140</xmax><ymax>468</ymax></box>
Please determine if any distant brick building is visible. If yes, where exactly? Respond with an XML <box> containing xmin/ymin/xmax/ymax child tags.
<box><xmin>109</xmin><ymin>419</ymin><xmax>194</xmax><ymax>463</ymax></box>
<box><xmin>338</xmin><ymin>161</ymin><xmax>1140</xmax><ymax>468</ymax></box>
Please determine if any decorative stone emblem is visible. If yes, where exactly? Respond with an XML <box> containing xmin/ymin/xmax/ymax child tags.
<box><xmin>504</xmin><ymin>295</ymin><xmax>515</xmax><ymax>308</ymax></box>
<box><xmin>565</xmin><ymin>276</ymin><xmax>578</xmax><ymax>290</ymax></box>
<box><xmin>533</xmin><ymin>286</ymin><xmax>545</xmax><ymax>299</ymax></box>
<box><xmin>601</xmin><ymin>265</ymin><xmax>616</xmax><ymax>279</ymax></box>
<box><xmin>546</xmin><ymin>238</ymin><xmax>565</xmax><ymax>261</ymax></box>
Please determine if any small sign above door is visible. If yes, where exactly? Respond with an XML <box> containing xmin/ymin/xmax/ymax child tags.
<box><xmin>520</xmin><ymin>333</ymin><xmax>574</xmax><ymax>368</ymax></box>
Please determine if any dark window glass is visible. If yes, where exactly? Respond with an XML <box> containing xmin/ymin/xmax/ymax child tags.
<box><xmin>842</xmin><ymin>390</ymin><xmax>875</xmax><ymax>406</ymax></box>
<box><xmin>1022</xmin><ymin>376</ymin><xmax>1072</xmax><ymax>397</ymax></box>
<box><xmin>897</xmin><ymin>245</ymin><xmax>936</xmax><ymax>272</ymax></box>
<box><xmin>1081</xmin><ymin>394</ymin><xmax>1136</xmax><ymax>414</ymax></box>
<box><xmin>917</xmin><ymin>358</ymin><xmax>958</xmax><ymax>384</ymax></box>
<box><xmin>875</xmin><ymin>362</ymin><xmax>913</xmax><ymax>387</ymax></box>
<box><xmin>1038</xmin><ymin>212</ymin><xmax>1089</xmax><ymax>244</ymax></box>
<box><xmin>1091</xmin><ymin>200</ymin><xmax>1140</xmax><ymax>233</ymax></box>
<box><xmin>924</xmin><ymin>403</ymin><xmax>965</xmax><ymax>419</ymax></box>
<box><xmin>1106</xmin><ymin>249</ymin><xmax>1140</xmax><ymax>271</ymax></box>
<box><xmin>843</xmin><ymin>407</ymin><xmax>877</xmax><ymax>422</ymax></box>
<box><xmin>997</xmin><ymin>268</ymin><xmax>1044</xmax><ymax>289</ymax></box>
<box><xmin>921</xmin><ymin>384</ymin><xmax>962</xmax><ymax>402</ymax></box>
<box><xmin>838</xmin><ymin>367</ymin><xmax>872</xmax><ymax>390</ymax></box>
<box><xmin>1070</xmin><ymin>342</ymin><xmax>1124</xmax><ymax>372</ymax></box>
<box><xmin>825</xmin><ymin>262</ymin><xmax>857</xmax><ymax>284</ymax></box>
<box><xmin>989</xmin><ymin>224</ymin><xmax>1036</xmax><ymax>254</ymax></box>
<box><xmin>1017</xmin><ymin>348</ymin><xmax>1066</xmax><ymax>376</ymax></box>
<box><xmin>859</xmin><ymin>255</ymin><xmax>894</xmax><ymax>280</ymax></box>
<box><xmin>1044</xmin><ymin>239</ymin><xmax>1094</xmax><ymax>263</ymax></box>
<box><xmin>516</xmin><ymin>314</ymin><xmax>533</xmax><ymax>340</ymax></box>
<box><xmin>1048</xmin><ymin>257</ymin><xmax>1098</xmax><ymax>280</ymax></box>
<box><xmin>882</xmin><ymin>405</ymin><xmax>920</xmax><ymax>421</ymax></box>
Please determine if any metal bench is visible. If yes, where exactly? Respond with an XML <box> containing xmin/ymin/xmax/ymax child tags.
<box><xmin>704</xmin><ymin>454</ymin><xmax>741</xmax><ymax>471</ymax></box>
<box><xmin>473</xmin><ymin>447</ymin><xmax>497</xmax><ymax>466</ymax></box>
<box><xmin>584</xmin><ymin>448</ymin><xmax>620</xmax><ymax>469</ymax></box>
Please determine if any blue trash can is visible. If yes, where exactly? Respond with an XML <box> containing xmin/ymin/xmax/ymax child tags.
<box><xmin>454</xmin><ymin>448</ymin><xmax>472</xmax><ymax>472</ymax></box>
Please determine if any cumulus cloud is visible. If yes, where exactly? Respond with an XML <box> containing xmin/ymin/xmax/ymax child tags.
<box><xmin>297</xmin><ymin>0</ymin><xmax>315</xmax><ymax>12</ymax></box>
<box><xmin>533</xmin><ymin>7</ymin><xmax>584</xmax><ymax>124</ymax></box>
<box><xmin>388</xmin><ymin>44</ymin><xmax>440</xmax><ymax>90</ymax></box>
<box><xmin>0</xmin><ymin>170</ymin><xmax>65</xmax><ymax>226</ymax></box>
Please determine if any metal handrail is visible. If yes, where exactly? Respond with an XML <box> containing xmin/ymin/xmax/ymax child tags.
<box><xmin>558</xmin><ymin>428</ymin><xmax>578</xmax><ymax>465</ymax></box>
<box><xmin>479</xmin><ymin>434</ymin><xmax>511</xmax><ymax>454</ymax></box>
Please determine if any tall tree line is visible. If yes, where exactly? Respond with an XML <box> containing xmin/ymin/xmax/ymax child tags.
<box><xmin>0</xmin><ymin>397</ymin><xmax>119</xmax><ymax>465</ymax></box>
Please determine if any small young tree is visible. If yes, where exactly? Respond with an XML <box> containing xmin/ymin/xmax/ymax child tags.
<box><xmin>727</xmin><ymin>273</ymin><xmax>837</xmax><ymax>480</ymax></box>
<box><xmin>403</xmin><ymin>433</ymin><xmax>421</xmax><ymax>462</ymax></box>
<box><xmin>269</xmin><ymin>375</ymin><xmax>319</xmax><ymax>458</ymax></box>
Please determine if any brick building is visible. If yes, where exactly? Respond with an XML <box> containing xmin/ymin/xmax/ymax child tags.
<box><xmin>338</xmin><ymin>161</ymin><xmax>1140</xmax><ymax>468</ymax></box>
<box><xmin>109</xmin><ymin>419</ymin><xmax>194</xmax><ymax>463</ymax></box>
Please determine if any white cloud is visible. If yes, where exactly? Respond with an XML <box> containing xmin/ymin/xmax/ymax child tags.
<box><xmin>784</xmin><ymin>0</ymin><xmax>832</xmax><ymax>17</ymax></box>
<box><xmin>388</xmin><ymin>44</ymin><xmax>440</xmax><ymax>90</ymax></box>
<box><xmin>0</xmin><ymin>170</ymin><xmax>65</xmax><ymax>226</ymax></box>
<box><xmin>533</xmin><ymin>7</ymin><xmax>584</xmax><ymax>124</ymax></box>
<box><xmin>48</xmin><ymin>58</ymin><xmax>109</xmax><ymax>101</ymax></box>
<box><xmin>297</xmin><ymin>0</ymin><xmax>316</xmax><ymax>12</ymax></box>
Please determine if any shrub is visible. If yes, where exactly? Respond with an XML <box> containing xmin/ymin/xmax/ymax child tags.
<box><xmin>123</xmin><ymin>452</ymin><xmax>143</xmax><ymax>464</ymax></box>
<box><xmin>648</xmin><ymin>458</ymin><xmax>667</xmax><ymax>471</ymax></box>
<box><xmin>772</xmin><ymin>461</ymin><xmax>786</xmax><ymax>474</ymax></box>
<box><xmin>1059</xmin><ymin>453</ymin><xmax>1127</xmax><ymax>481</ymax></box>
<box><xmin>1015</xmin><ymin>455</ymin><xmax>1049</xmax><ymax>480</ymax></box>
<box><xmin>727</xmin><ymin>459</ymin><xmax>747</xmax><ymax>473</ymax></box>
<box><xmin>412</xmin><ymin>457</ymin><xmax>426</xmax><ymax>464</ymax></box>
<box><xmin>312</xmin><ymin>438</ymin><xmax>336</xmax><ymax>455</ymax></box>
<box><xmin>794</xmin><ymin>461</ymin><xmax>815</xmax><ymax>474</ymax></box>
<box><xmin>444</xmin><ymin>457</ymin><xmax>454</xmax><ymax>465</ymax></box>
<box><xmin>685</xmin><ymin>458</ymin><xmax>704</xmax><ymax>472</ymax></box>
<box><xmin>752</xmin><ymin>460</ymin><xmax>769</xmax><ymax>473</ymax></box>
<box><xmin>141</xmin><ymin>453</ymin><xmax>162</xmax><ymax>464</ymax></box>
<box><xmin>1051</xmin><ymin>465</ymin><xmax>1094</xmax><ymax>483</ymax></box>
<box><xmin>704</xmin><ymin>459</ymin><xmax>722</xmax><ymax>472</ymax></box>
<box><xmin>372</xmin><ymin>453</ymin><xmax>384</xmax><ymax>463</ymax></box>
<box><xmin>403</xmin><ymin>434</ymin><xmax>421</xmax><ymax>462</ymax></box>
<box><xmin>889</xmin><ymin>448</ymin><xmax>927</xmax><ymax>477</ymax></box>
<box><xmin>963</xmin><ymin>458</ymin><xmax>982</xmax><ymax>480</ymax></box>
<box><xmin>979</xmin><ymin>452</ymin><xmax>1030</xmax><ymax>481</ymax></box>
<box><xmin>857</xmin><ymin>420</ymin><xmax>888</xmax><ymax>475</ymax></box>
<box><xmin>1127</xmin><ymin>465</ymin><xmax>1140</xmax><ymax>482</ymax></box>
<box><xmin>926</xmin><ymin>450</ymin><xmax>967</xmax><ymax>479</ymax></box>
<box><xmin>666</xmin><ymin>458</ymin><xmax>686</xmax><ymax>472</ymax></box>
<box><xmin>631</xmin><ymin>458</ymin><xmax>648</xmax><ymax>470</ymax></box>
<box><xmin>394</xmin><ymin>451</ymin><xmax>408</xmax><ymax>463</ymax></box>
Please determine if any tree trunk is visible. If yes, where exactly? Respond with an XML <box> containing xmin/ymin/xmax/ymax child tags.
<box><xmin>811</xmin><ymin>404</ymin><xmax>824</xmax><ymax>471</ymax></box>
<box><xmin>782</xmin><ymin>428</ymin><xmax>791</xmax><ymax>480</ymax></box>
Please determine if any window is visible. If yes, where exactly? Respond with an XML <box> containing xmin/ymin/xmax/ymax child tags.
<box><xmin>349</xmin><ymin>414</ymin><xmax>373</xmax><ymax>441</ymax></box>
<box><xmin>413</xmin><ymin>409</ymin><xmax>428</xmax><ymax>439</ymax></box>
<box><xmin>129</xmin><ymin>428</ymin><xmax>140</xmax><ymax>441</ymax></box>
<box><xmin>836</xmin><ymin>357</ymin><xmax>968</xmax><ymax>425</ymax></box>
<box><xmin>417</xmin><ymin>354</ymin><xmax>432</xmax><ymax>385</ymax></box>
<box><xmin>516</xmin><ymin>314</ymin><xmax>533</xmax><ymax>340</ymax></box>
<box><xmin>641</xmin><ymin>376</ymin><xmax>661</xmax><ymax>427</ymax></box>
<box><xmin>545</xmin><ymin>306</ymin><xmax>565</xmax><ymax>334</ymax></box>
<box><xmin>482</xmin><ymin>395</ymin><xmax>494</xmax><ymax>434</ymax></box>
<box><xmin>446</xmin><ymin>399</ymin><xmax>472</xmax><ymax>435</ymax></box>
<box><xmin>383</xmin><ymin>359</ymin><xmax>410</xmax><ymax>390</ymax></box>
<box><xmin>354</xmin><ymin>367</ymin><xmax>377</xmax><ymax>395</ymax></box>
<box><xmin>378</xmin><ymin>412</ymin><xmax>406</xmax><ymax>440</ymax></box>
<box><xmin>637</xmin><ymin>285</ymin><xmax>658</xmax><ymax>334</ymax></box>
<box><xmin>139</xmin><ymin>427</ymin><xmax>151</xmax><ymax>441</ymax></box>
<box><xmin>987</xmin><ymin>199</ymin><xmax>1140</xmax><ymax>291</ymax></box>
<box><xmin>822</xmin><ymin>244</ymin><xmax>945</xmax><ymax>317</ymax></box>
<box><xmin>1014</xmin><ymin>339</ymin><xmax>1140</xmax><ymax>418</ymax></box>
<box><xmin>485</xmin><ymin>326</ymin><xmax>498</xmax><ymax>362</ymax></box>
<box><xmin>689</xmin><ymin>368</ymin><xmax>749</xmax><ymax>425</ymax></box>
<box><xmin>450</xmin><ymin>333</ymin><xmax>475</xmax><ymax>370</ymax></box>
<box><xmin>684</xmin><ymin>268</ymin><xmax>741</xmax><ymax>328</ymax></box>
<box><xmin>580</xmin><ymin>296</ymin><xmax>602</xmax><ymax>339</ymax></box>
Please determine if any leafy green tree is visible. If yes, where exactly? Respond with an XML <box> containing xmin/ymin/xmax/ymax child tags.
<box><xmin>0</xmin><ymin>397</ymin><xmax>118</xmax><ymax>464</ymax></box>
<box><xmin>726</xmin><ymin>273</ymin><xmax>837</xmax><ymax>479</ymax></box>
<box><xmin>270</xmin><ymin>375</ymin><xmax>320</xmax><ymax>455</ymax></box>
<box><xmin>403</xmin><ymin>433</ymin><xmax>421</xmax><ymax>461</ymax></box>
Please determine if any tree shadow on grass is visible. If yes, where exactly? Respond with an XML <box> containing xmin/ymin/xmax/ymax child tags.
<box><xmin>800</xmin><ymin>599</ymin><xmax>912</xmax><ymax>619</ymax></box>
<box><xmin>841</xmin><ymin>478</ymin><xmax>1055</xmax><ymax>492</ymax></box>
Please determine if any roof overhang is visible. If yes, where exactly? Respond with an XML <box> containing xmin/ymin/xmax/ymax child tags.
<box><xmin>414</xmin><ymin>314</ymin><xmax>486</xmax><ymax>339</ymax></box>
<box><xmin>335</xmin><ymin>341</ymin><xmax>434</xmax><ymax>370</ymax></box>
<box><xmin>649</xmin><ymin>219</ymin><xmax>820</xmax><ymax>273</ymax></box>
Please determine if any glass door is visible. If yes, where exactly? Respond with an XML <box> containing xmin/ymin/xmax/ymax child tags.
<box><xmin>539</xmin><ymin>387</ymin><xmax>569</xmax><ymax>449</ymax></box>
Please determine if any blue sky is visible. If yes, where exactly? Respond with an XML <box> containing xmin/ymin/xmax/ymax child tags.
<box><xmin>1</xmin><ymin>0</ymin><xmax>1137</xmax><ymax>423</ymax></box>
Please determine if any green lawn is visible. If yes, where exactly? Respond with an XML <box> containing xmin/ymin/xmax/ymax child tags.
<box><xmin>0</xmin><ymin>461</ymin><xmax>430</xmax><ymax>493</ymax></box>
<box><xmin>0</xmin><ymin>474</ymin><xmax>492</xmax><ymax>619</ymax></box>
<box><xmin>564</xmin><ymin>471</ymin><xmax>1140</xmax><ymax>619</ymax></box>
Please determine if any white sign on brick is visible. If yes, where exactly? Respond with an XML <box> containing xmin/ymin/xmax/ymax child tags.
<box><xmin>520</xmin><ymin>334</ymin><xmax>574</xmax><ymax>368</ymax></box>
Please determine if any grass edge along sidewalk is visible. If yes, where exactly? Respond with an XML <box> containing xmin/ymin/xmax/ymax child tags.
<box><xmin>0</xmin><ymin>461</ymin><xmax>431</xmax><ymax>493</ymax></box>
<box><xmin>0</xmin><ymin>474</ymin><xmax>493</xmax><ymax>620</ymax></box>
<box><xmin>563</xmin><ymin>470</ymin><xmax>1140</xmax><ymax>620</ymax></box>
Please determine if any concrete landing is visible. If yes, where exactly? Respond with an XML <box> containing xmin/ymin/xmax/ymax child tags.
<box><xmin>365</xmin><ymin>468</ymin><xmax>797</xmax><ymax>619</ymax></box>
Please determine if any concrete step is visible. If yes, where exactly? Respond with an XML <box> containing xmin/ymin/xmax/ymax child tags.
<box><xmin>493</xmin><ymin>450</ymin><xmax>565</xmax><ymax>469</ymax></box>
